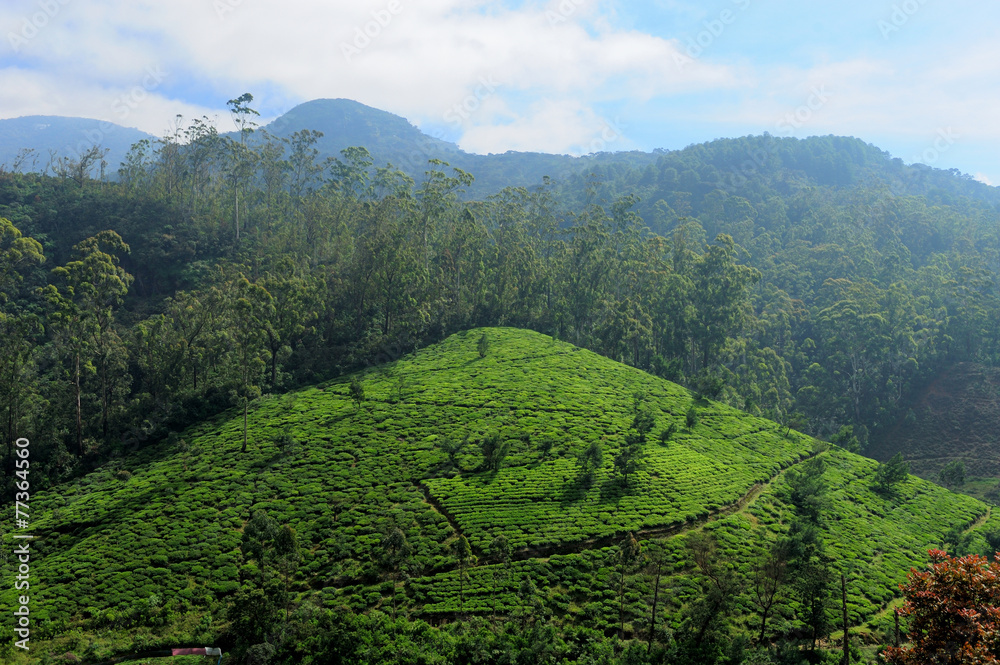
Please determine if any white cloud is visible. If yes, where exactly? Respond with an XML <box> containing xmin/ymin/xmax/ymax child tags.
<box><xmin>0</xmin><ymin>0</ymin><xmax>739</xmax><ymax>153</ymax></box>
<box><xmin>1</xmin><ymin>0</ymin><xmax>999</xmax><ymax>172</ymax></box>
<box><xmin>457</xmin><ymin>98</ymin><xmax>630</xmax><ymax>155</ymax></box>
<box><xmin>0</xmin><ymin>65</ymin><xmax>220</xmax><ymax>137</ymax></box>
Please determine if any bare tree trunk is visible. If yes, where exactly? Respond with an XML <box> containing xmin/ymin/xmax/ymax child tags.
<box><xmin>75</xmin><ymin>353</ymin><xmax>83</xmax><ymax>455</ymax></box>
<box><xmin>459</xmin><ymin>562</ymin><xmax>465</xmax><ymax>619</ymax></box>
<box><xmin>619</xmin><ymin>561</ymin><xmax>628</xmax><ymax>640</ymax></box>
<box><xmin>392</xmin><ymin>569</ymin><xmax>398</xmax><ymax>622</ymax></box>
<box><xmin>241</xmin><ymin>401</ymin><xmax>248</xmax><ymax>453</ymax></box>
<box><xmin>100</xmin><ymin>349</ymin><xmax>109</xmax><ymax>439</ymax></box>
<box><xmin>842</xmin><ymin>574</ymin><xmax>849</xmax><ymax>665</ymax></box>
<box><xmin>647</xmin><ymin>564</ymin><xmax>662</xmax><ymax>653</ymax></box>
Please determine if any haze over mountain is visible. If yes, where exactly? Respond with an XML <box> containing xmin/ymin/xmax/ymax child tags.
<box><xmin>0</xmin><ymin>115</ymin><xmax>153</xmax><ymax>175</ymax></box>
<box><xmin>10</xmin><ymin>97</ymin><xmax>997</xmax><ymax>205</ymax></box>
<box><xmin>0</xmin><ymin>98</ymin><xmax>660</xmax><ymax>196</ymax></box>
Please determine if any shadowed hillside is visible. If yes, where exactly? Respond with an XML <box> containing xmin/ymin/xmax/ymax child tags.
<box><xmin>870</xmin><ymin>362</ymin><xmax>1000</xmax><ymax>488</ymax></box>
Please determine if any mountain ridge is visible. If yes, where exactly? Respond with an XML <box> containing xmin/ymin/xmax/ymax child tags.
<box><xmin>3</xmin><ymin>98</ymin><xmax>995</xmax><ymax>202</ymax></box>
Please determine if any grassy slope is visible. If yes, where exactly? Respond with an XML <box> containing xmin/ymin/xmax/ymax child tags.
<box><xmin>1</xmin><ymin>328</ymin><xmax>991</xmax><ymax>657</ymax></box>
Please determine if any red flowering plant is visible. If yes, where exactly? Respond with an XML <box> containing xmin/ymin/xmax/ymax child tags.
<box><xmin>884</xmin><ymin>549</ymin><xmax>1000</xmax><ymax>665</ymax></box>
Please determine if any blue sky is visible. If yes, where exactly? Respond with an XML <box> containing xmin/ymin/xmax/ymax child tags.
<box><xmin>2</xmin><ymin>0</ymin><xmax>998</xmax><ymax>183</ymax></box>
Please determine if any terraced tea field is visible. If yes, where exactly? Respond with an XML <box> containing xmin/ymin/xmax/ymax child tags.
<box><xmin>2</xmin><ymin>327</ymin><xmax>991</xmax><ymax>655</ymax></box>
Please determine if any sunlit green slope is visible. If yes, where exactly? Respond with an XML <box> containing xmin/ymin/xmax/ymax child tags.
<box><xmin>2</xmin><ymin>328</ymin><xmax>990</xmax><ymax>651</ymax></box>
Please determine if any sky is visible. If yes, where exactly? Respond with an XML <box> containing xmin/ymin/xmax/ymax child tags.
<box><xmin>1</xmin><ymin>0</ymin><xmax>998</xmax><ymax>184</ymax></box>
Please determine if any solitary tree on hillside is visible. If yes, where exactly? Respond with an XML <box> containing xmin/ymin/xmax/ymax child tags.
<box><xmin>349</xmin><ymin>376</ymin><xmax>365</xmax><ymax>412</ymax></box>
<box><xmin>617</xmin><ymin>532</ymin><xmax>642</xmax><ymax>640</ymax></box>
<box><xmin>785</xmin><ymin>455</ymin><xmax>830</xmax><ymax>524</ymax></box>
<box><xmin>488</xmin><ymin>534</ymin><xmax>513</xmax><ymax>621</ymax></box>
<box><xmin>439</xmin><ymin>435</ymin><xmax>467</xmax><ymax>471</ymax></box>
<box><xmin>659</xmin><ymin>423</ymin><xmax>678</xmax><ymax>444</ymax></box>
<box><xmin>274</xmin><ymin>525</ymin><xmax>300</xmax><ymax>622</ymax></box>
<box><xmin>379</xmin><ymin>527</ymin><xmax>412</xmax><ymax>621</ymax></box>
<box><xmin>939</xmin><ymin>459</ymin><xmax>966</xmax><ymax>488</ymax></box>
<box><xmin>477</xmin><ymin>331</ymin><xmax>490</xmax><ymax>358</ymax></box>
<box><xmin>480</xmin><ymin>432</ymin><xmax>510</xmax><ymax>472</ymax></box>
<box><xmin>874</xmin><ymin>452</ymin><xmax>910</xmax><ymax>493</ymax></box>
<box><xmin>750</xmin><ymin>544</ymin><xmax>788</xmax><ymax>644</ymax></box>
<box><xmin>685</xmin><ymin>531</ymin><xmax>741</xmax><ymax>648</ymax></box>
<box><xmin>578</xmin><ymin>439</ymin><xmax>603</xmax><ymax>483</ymax></box>
<box><xmin>646</xmin><ymin>542</ymin><xmax>670</xmax><ymax>653</ymax></box>
<box><xmin>226</xmin><ymin>92</ymin><xmax>259</xmax><ymax>241</ymax></box>
<box><xmin>686</xmin><ymin>406</ymin><xmax>699</xmax><ymax>429</ymax></box>
<box><xmin>452</xmin><ymin>535</ymin><xmax>475</xmax><ymax>618</ymax></box>
<box><xmin>225</xmin><ymin>274</ymin><xmax>269</xmax><ymax>453</ymax></box>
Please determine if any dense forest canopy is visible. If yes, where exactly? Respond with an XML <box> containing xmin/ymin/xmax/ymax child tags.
<box><xmin>1</xmin><ymin>105</ymin><xmax>999</xmax><ymax>489</ymax></box>
<box><xmin>3</xmin><ymin>98</ymin><xmax>1000</xmax><ymax>665</ymax></box>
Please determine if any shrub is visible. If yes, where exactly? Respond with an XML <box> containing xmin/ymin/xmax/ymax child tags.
<box><xmin>660</xmin><ymin>423</ymin><xmax>677</xmax><ymax>444</ymax></box>
<box><xmin>939</xmin><ymin>460</ymin><xmax>966</xmax><ymax>488</ymax></box>
<box><xmin>874</xmin><ymin>452</ymin><xmax>910</xmax><ymax>493</ymax></box>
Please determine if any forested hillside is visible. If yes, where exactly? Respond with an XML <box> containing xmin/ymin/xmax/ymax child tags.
<box><xmin>1</xmin><ymin>107</ymin><xmax>998</xmax><ymax>490</ymax></box>
<box><xmin>3</xmin><ymin>101</ymin><xmax>1000</xmax><ymax>662</ymax></box>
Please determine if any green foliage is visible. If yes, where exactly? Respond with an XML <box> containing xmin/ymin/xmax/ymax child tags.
<box><xmin>477</xmin><ymin>331</ymin><xmax>490</xmax><ymax>358</ymax></box>
<box><xmin>479</xmin><ymin>432</ymin><xmax>511</xmax><ymax>472</ymax></box>
<box><xmin>0</xmin><ymin>216</ymin><xmax>44</xmax><ymax>301</ymax></box>
<box><xmin>874</xmin><ymin>452</ymin><xmax>910</xmax><ymax>493</ymax></box>
<box><xmin>632</xmin><ymin>407</ymin><xmax>655</xmax><ymax>437</ymax></box>
<box><xmin>227</xmin><ymin>578</ymin><xmax>285</xmax><ymax>654</ymax></box>
<box><xmin>349</xmin><ymin>375</ymin><xmax>365</xmax><ymax>411</ymax></box>
<box><xmin>784</xmin><ymin>455</ymin><xmax>829</xmax><ymax>524</ymax></box>
<box><xmin>438</xmin><ymin>435</ymin><xmax>467</xmax><ymax>470</ymax></box>
<box><xmin>614</xmin><ymin>430</ymin><xmax>646</xmax><ymax>488</ymax></box>
<box><xmin>9</xmin><ymin>119</ymin><xmax>1000</xmax><ymax>660</ymax></box>
<box><xmin>659</xmin><ymin>423</ymin><xmax>677</xmax><ymax>444</ymax></box>
<box><xmin>939</xmin><ymin>459</ymin><xmax>966</xmax><ymax>488</ymax></box>
<box><xmin>830</xmin><ymin>425</ymin><xmax>861</xmax><ymax>454</ymax></box>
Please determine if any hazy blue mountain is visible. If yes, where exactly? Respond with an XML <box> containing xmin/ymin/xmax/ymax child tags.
<box><xmin>2</xmin><ymin>100</ymin><xmax>993</xmax><ymax>203</ymax></box>
<box><xmin>0</xmin><ymin>115</ymin><xmax>154</xmax><ymax>175</ymax></box>
<box><xmin>251</xmin><ymin>98</ymin><xmax>659</xmax><ymax>195</ymax></box>
<box><xmin>0</xmin><ymin>99</ymin><xmax>657</xmax><ymax>195</ymax></box>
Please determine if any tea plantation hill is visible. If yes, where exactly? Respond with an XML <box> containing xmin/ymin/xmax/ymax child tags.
<box><xmin>4</xmin><ymin>328</ymin><xmax>995</xmax><ymax>658</ymax></box>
